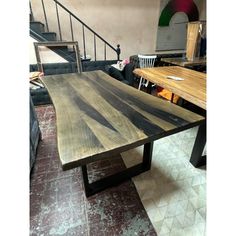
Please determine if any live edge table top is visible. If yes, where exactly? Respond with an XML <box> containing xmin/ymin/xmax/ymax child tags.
<box><xmin>41</xmin><ymin>70</ymin><xmax>205</xmax><ymax>170</ymax></box>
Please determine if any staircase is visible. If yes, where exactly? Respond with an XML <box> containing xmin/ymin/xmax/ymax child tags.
<box><xmin>30</xmin><ymin>0</ymin><xmax>121</xmax><ymax>63</ymax></box>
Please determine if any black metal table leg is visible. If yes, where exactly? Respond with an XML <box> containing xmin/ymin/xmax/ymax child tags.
<box><xmin>81</xmin><ymin>142</ymin><xmax>153</xmax><ymax>197</ymax></box>
<box><xmin>190</xmin><ymin>122</ymin><xmax>206</xmax><ymax>167</ymax></box>
<box><xmin>146</xmin><ymin>82</ymin><xmax>153</xmax><ymax>94</ymax></box>
<box><xmin>142</xmin><ymin>142</ymin><xmax>153</xmax><ymax>170</ymax></box>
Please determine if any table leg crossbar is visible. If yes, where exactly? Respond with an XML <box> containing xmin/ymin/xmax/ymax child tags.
<box><xmin>81</xmin><ymin>142</ymin><xmax>153</xmax><ymax>197</ymax></box>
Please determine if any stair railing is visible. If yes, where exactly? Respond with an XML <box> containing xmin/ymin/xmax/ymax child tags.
<box><xmin>41</xmin><ymin>0</ymin><xmax>49</xmax><ymax>32</ymax></box>
<box><xmin>30</xmin><ymin>2</ymin><xmax>34</xmax><ymax>21</ymax></box>
<box><xmin>38</xmin><ymin>0</ymin><xmax>120</xmax><ymax>61</ymax></box>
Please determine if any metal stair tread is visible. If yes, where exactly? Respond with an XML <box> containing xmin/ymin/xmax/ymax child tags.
<box><xmin>42</xmin><ymin>32</ymin><xmax>56</xmax><ymax>35</ymax></box>
<box><xmin>30</xmin><ymin>21</ymin><xmax>44</xmax><ymax>26</ymax></box>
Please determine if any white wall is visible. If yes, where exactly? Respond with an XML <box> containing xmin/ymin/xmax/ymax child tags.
<box><xmin>30</xmin><ymin>0</ymin><xmax>160</xmax><ymax>60</ymax></box>
<box><xmin>30</xmin><ymin>0</ymin><xmax>206</xmax><ymax>60</ymax></box>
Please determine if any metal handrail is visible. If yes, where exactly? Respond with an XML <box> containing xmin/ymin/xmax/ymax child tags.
<box><xmin>35</xmin><ymin>0</ymin><xmax>121</xmax><ymax>60</ymax></box>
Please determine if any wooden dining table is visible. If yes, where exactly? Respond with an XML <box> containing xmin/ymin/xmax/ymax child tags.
<box><xmin>161</xmin><ymin>57</ymin><xmax>206</xmax><ymax>67</ymax></box>
<box><xmin>134</xmin><ymin>66</ymin><xmax>206</xmax><ymax>168</ymax></box>
<box><xmin>133</xmin><ymin>66</ymin><xmax>206</xmax><ymax>110</ymax></box>
<box><xmin>41</xmin><ymin>70</ymin><xmax>205</xmax><ymax>196</ymax></box>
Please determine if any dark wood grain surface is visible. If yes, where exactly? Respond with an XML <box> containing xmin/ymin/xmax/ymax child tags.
<box><xmin>41</xmin><ymin>70</ymin><xmax>205</xmax><ymax>170</ymax></box>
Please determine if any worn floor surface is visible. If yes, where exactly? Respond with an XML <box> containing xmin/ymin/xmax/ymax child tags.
<box><xmin>30</xmin><ymin>105</ymin><xmax>157</xmax><ymax>236</ymax></box>
<box><xmin>122</xmin><ymin>126</ymin><xmax>206</xmax><ymax>236</ymax></box>
<box><xmin>31</xmin><ymin>103</ymin><xmax>206</xmax><ymax>236</ymax></box>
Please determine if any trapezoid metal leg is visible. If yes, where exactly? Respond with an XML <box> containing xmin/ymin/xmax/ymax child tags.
<box><xmin>81</xmin><ymin>142</ymin><xmax>154</xmax><ymax>197</ymax></box>
<box><xmin>190</xmin><ymin>122</ymin><xmax>206</xmax><ymax>167</ymax></box>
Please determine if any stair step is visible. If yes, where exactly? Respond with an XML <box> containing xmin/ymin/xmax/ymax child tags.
<box><xmin>41</xmin><ymin>32</ymin><xmax>57</xmax><ymax>41</ymax></box>
<box><xmin>48</xmin><ymin>45</ymin><xmax>68</xmax><ymax>51</ymax></box>
<box><xmin>55</xmin><ymin>49</ymin><xmax>85</xmax><ymax>62</ymax></box>
<box><xmin>58</xmin><ymin>50</ymin><xmax>76</xmax><ymax>62</ymax></box>
<box><xmin>30</xmin><ymin>21</ymin><xmax>45</xmax><ymax>34</ymax></box>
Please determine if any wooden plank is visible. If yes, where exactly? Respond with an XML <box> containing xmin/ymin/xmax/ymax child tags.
<box><xmin>41</xmin><ymin>71</ymin><xmax>205</xmax><ymax>170</ymax></box>
<box><xmin>161</xmin><ymin>57</ymin><xmax>206</xmax><ymax>67</ymax></box>
<box><xmin>133</xmin><ymin>66</ymin><xmax>206</xmax><ymax>110</ymax></box>
<box><xmin>186</xmin><ymin>22</ymin><xmax>201</xmax><ymax>61</ymax></box>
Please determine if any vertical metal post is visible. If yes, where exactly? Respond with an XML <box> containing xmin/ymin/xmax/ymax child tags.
<box><xmin>82</xmin><ymin>25</ymin><xmax>86</xmax><ymax>60</ymax></box>
<box><xmin>104</xmin><ymin>43</ymin><xmax>106</xmax><ymax>60</ymax></box>
<box><xmin>69</xmin><ymin>14</ymin><xmax>74</xmax><ymax>41</ymax></box>
<box><xmin>41</xmin><ymin>0</ymin><xmax>49</xmax><ymax>32</ymax></box>
<box><xmin>94</xmin><ymin>34</ymin><xmax>97</xmax><ymax>61</ymax></box>
<box><xmin>55</xmin><ymin>2</ymin><xmax>62</xmax><ymax>40</ymax></box>
<box><xmin>117</xmin><ymin>44</ymin><xmax>121</xmax><ymax>61</ymax></box>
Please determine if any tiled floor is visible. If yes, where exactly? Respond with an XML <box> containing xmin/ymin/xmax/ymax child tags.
<box><xmin>30</xmin><ymin>105</ymin><xmax>157</xmax><ymax>236</ymax></box>
<box><xmin>31</xmin><ymin>104</ymin><xmax>206</xmax><ymax>236</ymax></box>
<box><xmin>122</xmin><ymin>127</ymin><xmax>206</xmax><ymax>236</ymax></box>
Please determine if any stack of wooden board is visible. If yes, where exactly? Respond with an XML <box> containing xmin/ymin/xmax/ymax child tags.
<box><xmin>29</xmin><ymin>71</ymin><xmax>44</xmax><ymax>89</ymax></box>
<box><xmin>186</xmin><ymin>21</ymin><xmax>205</xmax><ymax>61</ymax></box>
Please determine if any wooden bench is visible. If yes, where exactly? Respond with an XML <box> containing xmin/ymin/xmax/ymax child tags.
<box><xmin>41</xmin><ymin>70</ymin><xmax>205</xmax><ymax>197</ymax></box>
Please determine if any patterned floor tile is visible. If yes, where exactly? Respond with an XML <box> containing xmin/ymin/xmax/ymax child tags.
<box><xmin>122</xmin><ymin>127</ymin><xmax>206</xmax><ymax>235</ymax></box>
